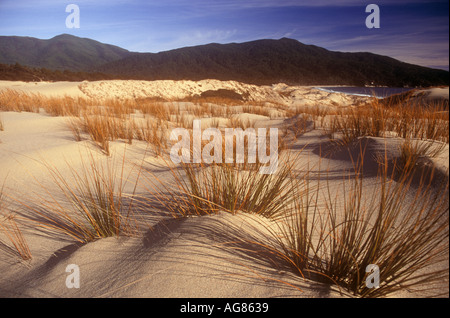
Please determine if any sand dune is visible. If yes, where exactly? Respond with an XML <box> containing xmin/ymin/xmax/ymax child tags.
<box><xmin>0</xmin><ymin>80</ymin><xmax>448</xmax><ymax>298</ymax></box>
<box><xmin>0</xmin><ymin>80</ymin><xmax>87</xmax><ymax>98</ymax></box>
<box><xmin>77</xmin><ymin>79</ymin><xmax>368</xmax><ymax>107</ymax></box>
<box><xmin>3</xmin><ymin>212</ymin><xmax>347</xmax><ymax>298</ymax></box>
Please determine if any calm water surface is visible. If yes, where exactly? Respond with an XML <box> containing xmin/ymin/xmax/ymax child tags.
<box><xmin>316</xmin><ymin>87</ymin><xmax>414</xmax><ymax>98</ymax></box>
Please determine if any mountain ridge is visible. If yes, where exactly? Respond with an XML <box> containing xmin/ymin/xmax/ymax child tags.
<box><xmin>97</xmin><ymin>37</ymin><xmax>448</xmax><ymax>86</ymax></box>
<box><xmin>0</xmin><ymin>34</ymin><xmax>132</xmax><ymax>71</ymax></box>
<box><xmin>0</xmin><ymin>34</ymin><xmax>448</xmax><ymax>86</ymax></box>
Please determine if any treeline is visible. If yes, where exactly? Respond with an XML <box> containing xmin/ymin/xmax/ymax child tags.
<box><xmin>0</xmin><ymin>62</ymin><xmax>115</xmax><ymax>82</ymax></box>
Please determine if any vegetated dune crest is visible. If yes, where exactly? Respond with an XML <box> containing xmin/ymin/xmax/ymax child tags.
<box><xmin>1</xmin><ymin>79</ymin><xmax>370</xmax><ymax>107</ymax></box>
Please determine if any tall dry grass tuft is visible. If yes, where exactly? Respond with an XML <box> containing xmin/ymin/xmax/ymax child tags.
<box><xmin>396</xmin><ymin>138</ymin><xmax>447</xmax><ymax>177</ymax></box>
<box><xmin>0</xmin><ymin>89</ymin><xmax>143</xmax><ymax>118</ymax></box>
<box><xmin>136</xmin><ymin>99</ymin><xmax>170</xmax><ymax>121</ymax></box>
<box><xmin>326</xmin><ymin>97</ymin><xmax>449</xmax><ymax>145</ymax></box>
<box><xmin>17</xmin><ymin>152</ymin><xmax>140</xmax><ymax>243</ymax></box>
<box><xmin>229</xmin><ymin>116</ymin><xmax>255</xmax><ymax>130</ymax></box>
<box><xmin>0</xmin><ymin>89</ymin><xmax>40</xmax><ymax>113</ymax></box>
<box><xmin>273</xmin><ymin>156</ymin><xmax>449</xmax><ymax>297</ymax></box>
<box><xmin>390</xmin><ymin>102</ymin><xmax>449</xmax><ymax>143</ymax></box>
<box><xmin>0</xmin><ymin>181</ymin><xmax>32</xmax><ymax>261</ymax></box>
<box><xmin>67</xmin><ymin>116</ymin><xmax>84</xmax><ymax>142</ymax></box>
<box><xmin>140</xmin><ymin>151</ymin><xmax>299</xmax><ymax>219</ymax></box>
<box><xmin>289</xmin><ymin>114</ymin><xmax>310</xmax><ymax>138</ymax></box>
<box><xmin>44</xmin><ymin>95</ymin><xmax>82</xmax><ymax>117</ymax></box>
<box><xmin>0</xmin><ymin>89</ymin><xmax>97</xmax><ymax>116</ymax></box>
<box><xmin>134</xmin><ymin>118</ymin><xmax>168</xmax><ymax>156</ymax></box>
<box><xmin>0</xmin><ymin>215</ymin><xmax>33</xmax><ymax>261</ymax></box>
<box><xmin>182</xmin><ymin>161</ymin><xmax>294</xmax><ymax>217</ymax></box>
<box><xmin>290</xmin><ymin>105</ymin><xmax>332</xmax><ymax>130</ymax></box>
<box><xmin>68</xmin><ymin>110</ymin><xmax>170</xmax><ymax>157</ymax></box>
<box><xmin>326</xmin><ymin>105</ymin><xmax>386</xmax><ymax>146</ymax></box>
<box><xmin>242</xmin><ymin>105</ymin><xmax>273</xmax><ymax>117</ymax></box>
<box><xmin>83</xmin><ymin>114</ymin><xmax>112</xmax><ymax>155</ymax></box>
<box><xmin>104</xmin><ymin>98</ymin><xmax>136</xmax><ymax>118</ymax></box>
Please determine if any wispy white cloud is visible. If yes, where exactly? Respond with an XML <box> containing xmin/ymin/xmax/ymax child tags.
<box><xmin>316</xmin><ymin>29</ymin><xmax>449</xmax><ymax>69</ymax></box>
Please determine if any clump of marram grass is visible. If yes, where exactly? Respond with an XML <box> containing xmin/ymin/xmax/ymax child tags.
<box><xmin>17</xmin><ymin>152</ymin><xmax>141</xmax><ymax>243</ymax></box>
<box><xmin>289</xmin><ymin>114</ymin><xmax>310</xmax><ymax>138</ymax></box>
<box><xmin>0</xmin><ymin>181</ymin><xmax>32</xmax><ymax>261</ymax></box>
<box><xmin>325</xmin><ymin>102</ymin><xmax>388</xmax><ymax>146</ymax></box>
<box><xmin>67</xmin><ymin>116</ymin><xmax>84</xmax><ymax>142</ymax></box>
<box><xmin>67</xmin><ymin>112</ymin><xmax>170</xmax><ymax>157</ymax></box>
<box><xmin>0</xmin><ymin>89</ymin><xmax>96</xmax><ymax>115</ymax></box>
<box><xmin>390</xmin><ymin>101</ymin><xmax>449</xmax><ymax>143</ymax></box>
<box><xmin>136</xmin><ymin>99</ymin><xmax>171</xmax><ymax>121</ymax></box>
<box><xmin>182</xmin><ymin>161</ymin><xmax>293</xmax><ymax>217</ymax></box>
<box><xmin>0</xmin><ymin>89</ymin><xmax>40</xmax><ymax>113</ymax></box>
<box><xmin>229</xmin><ymin>116</ymin><xmax>255</xmax><ymax>130</ymax></box>
<box><xmin>82</xmin><ymin>114</ymin><xmax>113</xmax><ymax>155</ymax></box>
<box><xmin>140</xmin><ymin>152</ymin><xmax>300</xmax><ymax>219</ymax></box>
<box><xmin>396</xmin><ymin>137</ymin><xmax>447</xmax><ymax>177</ymax></box>
<box><xmin>133</xmin><ymin>118</ymin><xmax>169</xmax><ymax>156</ymax></box>
<box><xmin>0</xmin><ymin>214</ymin><xmax>32</xmax><ymax>261</ymax></box>
<box><xmin>325</xmin><ymin>97</ymin><xmax>449</xmax><ymax>146</ymax></box>
<box><xmin>271</xmin><ymin>158</ymin><xmax>449</xmax><ymax>298</ymax></box>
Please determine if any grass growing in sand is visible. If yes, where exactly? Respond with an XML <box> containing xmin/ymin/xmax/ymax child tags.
<box><xmin>1</xmin><ymin>86</ymin><xmax>449</xmax><ymax>297</ymax></box>
<box><xmin>17</xmin><ymin>152</ymin><xmax>141</xmax><ymax>243</ymax></box>
<box><xmin>273</xmin><ymin>161</ymin><xmax>449</xmax><ymax>297</ymax></box>
<box><xmin>0</xmin><ymin>214</ymin><xmax>32</xmax><ymax>261</ymax></box>
<box><xmin>141</xmin><ymin>158</ymin><xmax>296</xmax><ymax>218</ymax></box>
<box><xmin>325</xmin><ymin>98</ymin><xmax>449</xmax><ymax>146</ymax></box>
<box><xmin>4</xmin><ymin>88</ymin><xmax>446</xmax><ymax>159</ymax></box>
<box><xmin>68</xmin><ymin>113</ymin><xmax>169</xmax><ymax>156</ymax></box>
<box><xmin>0</xmin><ymin>180</ymin><xmax>32</xmax><ymax>261</ymax></box>
<box><xmin>135</xmin><ymin>147</ymin><xmax>449</xmax><ymax>297</ymax></box>
<box><xmin>396</xmin><ymin>138</ymin><xmax>447</xmax><ymax>176</ymax></box>
<box><xmin>136</xmin><ymin>135</ymin><xmax>448</xmax><ymax>297</ymax></box>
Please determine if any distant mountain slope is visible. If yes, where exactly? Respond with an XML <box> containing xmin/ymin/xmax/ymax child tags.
<box><xmin>0</xmin><ymin>34</ymin><xmax>132</xmax><ymax>71</ymax></box>
<box><xmin>98</xmin><ymin>38</ymin><xmax>448</xmax><ymax>86</ymax></box>
<box><xmin>0</xmin><ymin>35</ymin><xmax>448</xmax><ymax>86</ymax></box>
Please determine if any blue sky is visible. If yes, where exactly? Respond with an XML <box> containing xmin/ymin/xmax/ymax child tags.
<box><xmin>0</xmin><ymin>0</ymin><xmax>448</xmax><ymax>70</ymax></box>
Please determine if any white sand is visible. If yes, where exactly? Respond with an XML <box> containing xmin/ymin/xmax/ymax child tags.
<box><xmin>0</xmin><ymin>80</ymin><xmax>448</xmax><ymax>298</ymax></box>
<box><xmin>77</xmin><ymin>79</ymin><xmax>368</xmax><ymax>107</ymax></box>
<box><xmin>413</xmin><ymin>87</ymin><xmax>449</xmax><ymax>100</ymax></box>
<box><xmin>409</xmin><ymin>87</ymin><xmax>449</xmax><ymax>106</ymax></box>
<box><xmin>0</xmin><ymin>80</ymin><xmax>88</xmax><ymax>98</ymax></box>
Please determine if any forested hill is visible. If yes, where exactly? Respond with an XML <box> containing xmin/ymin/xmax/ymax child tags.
<box><xmin>1</xmin><ymin>35</ymin><xmax>448</xmax><ymax>86</ymax></box>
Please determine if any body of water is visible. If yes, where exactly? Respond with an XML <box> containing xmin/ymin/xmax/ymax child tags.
<box><xmin>316</xmin><ymin>86</ymin><xmax>414</xmax><ymax>98</ymax></box>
